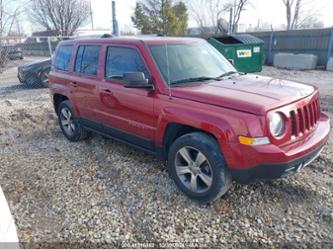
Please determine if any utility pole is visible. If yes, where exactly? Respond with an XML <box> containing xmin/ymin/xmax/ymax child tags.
<box><xmin>111</xmin><ymin>0</ymin><xmax>119</xmax><ymax>36</ymax></box>
<box><xmin>89</xmin><ymin>0</ymin><xmax>94</xmax><ymax>30</ymax></box>
<box><xmin>228</xmin><ymin>7</ymin><xmax>234</xmax><ymax>35</ymax></box>
<box><xmin>162</xmin><ymin>0</ymin><xmax>166</xmax><ymax>35</ymax></box>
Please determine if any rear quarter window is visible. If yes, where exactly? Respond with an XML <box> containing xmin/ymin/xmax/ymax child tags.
<box><xmin>54</xmin><ymin>45</ymin><xmax>73</xmax><ymax>71</ymax></box>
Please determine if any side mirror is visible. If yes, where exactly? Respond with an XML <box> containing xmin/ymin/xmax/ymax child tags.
<box><xmin>123</xmin><ymin>72</ymin><xmax>153</xmax><ymax>89</ymax></box>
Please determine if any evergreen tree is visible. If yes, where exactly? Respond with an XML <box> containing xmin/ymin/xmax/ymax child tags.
<box><xmin>131</xmin><ymin>0</ymin><xmax>188</xmax><ymax>36</ymax></box>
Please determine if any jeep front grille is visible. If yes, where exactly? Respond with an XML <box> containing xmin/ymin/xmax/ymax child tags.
<box><xmin>290</xmin><ymin>98</ymin><xmax>320</xmax><ymax>137</ymax></box>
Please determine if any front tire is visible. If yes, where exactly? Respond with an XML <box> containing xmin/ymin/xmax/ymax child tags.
<box><xmin>58</xmin><ymin>100</ymin><xmax>88</xmax><ymax>142</ymax></box>
<box><xmin>168</xmin><ymin>132</ymin><xmax>232</xmax><ymax>203</ymax></box>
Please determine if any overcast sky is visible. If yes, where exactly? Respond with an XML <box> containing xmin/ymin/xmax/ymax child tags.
<box><xmin>17</xmin><ymin>0</ymin><xmax>333</xmax><ymax>35</ymax></box>
<box><xmin>86</xmin><ymin>0</ymin><xmax>333</xmax><ymax>32</ymax></box>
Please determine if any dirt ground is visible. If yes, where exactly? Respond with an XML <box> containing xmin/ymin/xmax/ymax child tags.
<box><xmin>0</xmin><ymin>60</ymin><xmax>333</xmax><ymax>248</ymax></box>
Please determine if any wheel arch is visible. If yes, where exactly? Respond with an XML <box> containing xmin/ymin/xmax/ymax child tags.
<box><xmin>156</xmin><ymin>107</ymin><xmax>237</xmax><ymax>164</ymax></box>
<box><xmin>53</xmin><ymin>94</ymin><xmax>69</xmax><ymax>115</ymax></box>
<box><xmin>159</xmin><ymin>122</ymin><xmax>227</xmax><ymax>161</ymax></box>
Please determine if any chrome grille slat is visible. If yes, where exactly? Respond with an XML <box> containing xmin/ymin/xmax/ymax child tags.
<box><xmin>303</xmin><ymin>106</ymin><xmax>309</xmax><ymax>130</ymax></box>
<box><xmin>308</xmin><ymin>105</ymin><xmax>312</xmax><ymax>127</ymax></box>
<box><xmin>290</xmin><ymin>111</ymin><xmax>296</xmax><ymax>136</ymax></box>
<box><xmin>289</xmin><ymin>98</ymin><xmax>320</xmax><ymax>138</ymax></box>
<box><xmin>298</xmin><ymin>108</ymin><xmax>304</xmax><ymax>134</ymax></box>
<box><xmin>312</xmin><ymin>102</ymin><xmax>316</xmax><ymax>125</ymax></box>
<box><xmin>312</xmin><ymin>102</ymin><xmax>317</xmax><ymax>124</ymax></box>
<box><xmin>316</xmin><ymin>99</ymin><xmax>320</xmax><ymax>120</ymax></box>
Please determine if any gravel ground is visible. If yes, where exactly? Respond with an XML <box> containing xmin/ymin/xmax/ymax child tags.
<box><xmin>0</xmin><ymin>64</ymin><xmax>332</xmax><ymax>248</ymax></box>
<box><xmin>260</xmin><ymin>66</ymin><xmax>333</xmax><ymax>98</ymax></box>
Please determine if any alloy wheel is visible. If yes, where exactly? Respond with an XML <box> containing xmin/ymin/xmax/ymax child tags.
<box><xmin>175</xmin><ymin>146</ymin><xmax>213</xmax><ymax>193</ymax></box>
<box><xmin>60</xmin><ymin>107</ymin><xmax>75</xmax><ymax>136</ymax></box>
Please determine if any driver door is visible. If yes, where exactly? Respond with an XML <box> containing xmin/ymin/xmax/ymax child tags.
<box><xmin>96</xmin><ymin>45</ymin><xmax>157</xmax><ymax>150</ymax></box>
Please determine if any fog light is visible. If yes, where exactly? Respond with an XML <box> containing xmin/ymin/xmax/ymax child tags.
<box><xmin>238</xmin><ymin>136</ymin><xmax>270</xmax><ymax>145</ymax></box>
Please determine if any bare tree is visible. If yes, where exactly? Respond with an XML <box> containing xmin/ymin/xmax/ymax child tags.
<box><xmin>0</xmin><ymin>0</ymin><xmax>25</xmax><ymax>38</ymax></box>
<box><xmin>281</xmin><ymin>0</ymin><xmax>323</xmax><ymax>30</ymax></box>
<box><xmin>7</xmin><ymin>8</ymin><xmax>25</xmax><ymax>35</ymax></box>
<box><xmin>231</xmin><ymin>0</ymin><xmax>250</xmax><ymax>28</ymax></box>
<box><xmin>0</xmin><ymin>0</ymin><xmax>12</xmax><ymax>37</ymax></box>
<box><xmin>187</xmin><ymin>0</ymin><xmax>251</xmax><ymax>34</ymax></box>
<box><xmin>30</xmin><ymin>0</ymin><xmax>91</xmax><ymax>36</ymax></box>
<box><xmin>282</xmin><ymin>0</ymin><xmax>301</xmax><ymax>30</ymax></box>
<box><xmin>186</xmin><ymin>0</ymin><xmax>226</xmax><ymax>33</ymax></box>
<box><xmin>298</xmin><ymin>16</ymin><xmax>324</xmax><ymax>29</ymax></box>
<box><xmin>0</xmin><ymin>0</ymin><xmax>3</xmax><ymax>37</ymax></box>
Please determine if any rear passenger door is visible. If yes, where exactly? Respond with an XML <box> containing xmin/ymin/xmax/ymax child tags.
<box><xmin>51</xmin><ymin>44</ymin><xmax>74</xmax><ymax>99</ymax></box>
<box><xmin>96</xmin><ymin>45</ymin><xmax>157</xmax><ymax>150</ymax></box>
<box><xmin>71</xmin><ymin>44</ymin><xmax>102</xmax><ymax>121</ymax></box>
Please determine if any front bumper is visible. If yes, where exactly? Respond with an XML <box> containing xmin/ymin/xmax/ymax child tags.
<box><xmin>17</xmin><ymin>70</ymin><xmax>39</xmax><ymax>85</ymax></box>
<box><xmin>228</xmin><ymin>113</ymin><xmax>330</xmax><ymax>184</ymax></box>
<box><xmin>230</xmin><ymin>144</ymin><xmax>325</xmax><ymax>184</ymax></box>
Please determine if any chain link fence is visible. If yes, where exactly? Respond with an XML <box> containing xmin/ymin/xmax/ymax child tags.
<box><xmin>0</xmin><ymin>36</ymin><xmax>70</xmax><ymax>89</ymax></box>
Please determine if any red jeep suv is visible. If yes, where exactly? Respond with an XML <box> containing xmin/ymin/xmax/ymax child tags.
<box><xmin>49</xmin><ymin>36</ymin><xmax>330</xmax><ymax>203</ymax></box>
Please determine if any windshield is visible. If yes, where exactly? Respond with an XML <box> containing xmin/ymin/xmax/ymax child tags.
<box><xmin>149</xmin><ymin>41</ymin><xmax>236</xmax><ymax>85</ymax></box>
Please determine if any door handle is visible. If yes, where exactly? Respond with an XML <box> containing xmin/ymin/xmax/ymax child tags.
<box><xmin>70</xmin><ymin>82</ymin><xmax>78</xmax><ymax>87</ymax></box>
<box><xmin>102</xmin><ymin>89</ymin><xmax>113</xmax><ymax>95</ymax></box>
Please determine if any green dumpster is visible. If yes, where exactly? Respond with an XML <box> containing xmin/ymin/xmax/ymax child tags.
<box><xmin>208</xmin><ymin>34</ymin><xmax>264</xmax><ymax>73</ymax></box>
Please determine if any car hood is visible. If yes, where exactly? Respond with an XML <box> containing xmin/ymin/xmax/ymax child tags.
<box><xmin>170</xmin><ymin>74</ymin><xmax>315</xmax><ymax>115</ymax></box>
<box><xmin>19</xmin><ymin>59</ymin><xmax>51</xmax><ymax>70</ymax></box>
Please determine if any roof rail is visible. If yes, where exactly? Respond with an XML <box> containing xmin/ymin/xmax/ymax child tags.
<box><xmin>136</xmin><ymin>33</ymin><xmax>165</xmax><ymax>37</ymax></box>
<box><xmin>101</xmin><ymin>33</ymin><xmax>112</xmax><ymax>38</ymax></box>
<box><xmin>74</xmin><ymin>33</ymin><xmax>113</xmax><ymax>40</ymax></box>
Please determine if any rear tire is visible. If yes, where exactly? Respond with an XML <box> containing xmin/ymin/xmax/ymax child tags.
<box><xmin>58</xmin><ymin>100</ymin><xmax>88</xmax><ymax>142</ymax></box>
<box><xmin>168</xmin><ymin>132</ymin><xmax>232</xmax><ymax>203</ymax></box>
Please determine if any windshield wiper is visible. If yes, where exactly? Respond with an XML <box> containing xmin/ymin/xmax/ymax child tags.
<box><xmin>170</xmin><ymin>76</ymin><xmax>217</xmax><ymax>85</ymax></box>
<box><xmin>169</xmin><ymin>72</ymin><xmax>243</xmax><ymax>85</ymax></box>
<box><xmin>215</xmin><ymin>71</ymin><xmax>240</xmax><ymax>79</ymax></box>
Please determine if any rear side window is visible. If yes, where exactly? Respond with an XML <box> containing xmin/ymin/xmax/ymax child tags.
<box><xmin>74</xmin><ymin>45</ymin><xmax>101</xmax><ymax>76</ymax></box>
<box><xmin>105</xmin><ymin>47</ymin><xmax>149</xmax><ymax>79</ymax></box>
<box><xmin>54</xmin><ymin>45</ymin><xmax>73</xmax><ymax>71</ymax></box>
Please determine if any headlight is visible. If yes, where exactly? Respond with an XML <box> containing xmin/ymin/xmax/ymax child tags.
<box><xmin>269</xmin><ymin>112</ymin><xmax>284</xmax><ymax>137</ymax></box>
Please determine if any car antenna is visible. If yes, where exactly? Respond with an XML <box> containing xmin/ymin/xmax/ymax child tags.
<box><xmin>165</xmin><ymin>41</ymin><xmax>172</xmax><ymax>99</ymax></box>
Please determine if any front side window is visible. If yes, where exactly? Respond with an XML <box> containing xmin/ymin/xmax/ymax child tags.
<box><xmin>54</xmin><ymin>45</ymin><xmax>73</xmax><ymax>71</ymax></box>
<box><xmin>75</xmin><ymin>45</ymin><xmax>101</xmax><ymax>76</ymax></box>
<box><xmin>149</xmin><ymin>41</ymin><xmax>236</xmax><ymax>86</ymax></box>
<box><xmin>105</xmin><ymin>46</ymin><xmax>149</xmax><ymax>79</ymax></box>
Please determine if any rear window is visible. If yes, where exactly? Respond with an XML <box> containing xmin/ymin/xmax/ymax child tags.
<box><xmin>74</xmin><ymin>45</ymin><xmax>101</xmax><ymax>76</ymax></box>
<box><xmin>54</xmin><ymin>45</ymin><xmax>73</xmax><ymax>71</ymax></box>
<box><xmin>105</xmin><ymin>46</ymin><xmax>149</xmax><ymax>79</ymax></box>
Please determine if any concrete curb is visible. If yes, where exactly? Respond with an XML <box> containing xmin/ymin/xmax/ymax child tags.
<box><xmin>273</xmin><ymin>53</ymin><xmax>318</xmax><ymax>70</ymax></box>
<box><xmin>327</xmin><ymin>57</ymin><xmax>333</xmax><ymax>71</ymax></box>
<box><xmin>0</xmin><ymin>187</ymin><xmax>19</xmax><ymax>248</ymax></box>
